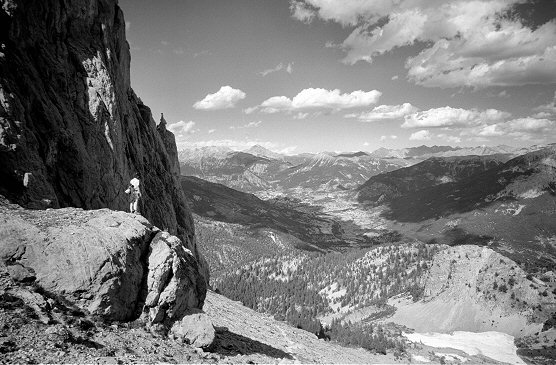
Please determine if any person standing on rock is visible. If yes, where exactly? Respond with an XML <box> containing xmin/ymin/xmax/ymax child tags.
<box><xmin>125</xmin><ymin>176</ymin><xmax>141</xmax><ymax>214</ymax></box>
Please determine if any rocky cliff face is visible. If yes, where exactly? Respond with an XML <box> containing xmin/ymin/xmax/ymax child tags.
<box><xmin>0</xmin><ymin>0</ymin><xmax>201</xmax><ymax>266</ymax></box>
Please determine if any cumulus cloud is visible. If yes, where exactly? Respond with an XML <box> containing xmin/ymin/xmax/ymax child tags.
<box><xmin>290</xmin><ymin>0</ymin><xmax>316</xmax><ymax>23</ymax></box>
<box><xmin>243</xmin><ymin>106</ymin><xmax>258</xmax><ymax>115</ymax></box>
<box><xmin>193</xmin><ymin>86</ymin><xmax>246</xmax><ymax>110</ymax></box>
<box><xmin>402</xmin><ymin>106</ymin><xmax>509</xmax><ymax>129</ymax></box>
<box><xmin>254</xmin><ymin>87</ymin><xmax>381</xmax><ymax>114</ymax></box>
<box><xmin>350</xmin><ymin>103</ymin><xmax>418</xmax><ymax>122</ymax></box>
<box><xmin>168</xmin><ymin>120</ymin><xmax>196</xmax><ymax>136</ymax></box>
<box><xmin>207</xmin><ymin>129</ymin><xmax>216</xmax><ymax>134</ymax></box>
<box><xmin>409</xmin><ymin>130</ymin><xmax>431</xmax><ymax>141</ymax></box>
<box><xmin>291</xmin><ymin>0</ymin><xmax>556</xmax><ymax>88</ymax></box>
<box><xmin>469</xmin><ymin>117</ymin><xmax>556</xmax><ymax>140</ymax></box>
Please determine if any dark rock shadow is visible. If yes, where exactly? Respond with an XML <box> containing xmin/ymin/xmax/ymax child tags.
<box><xmin>209</xmin><ymin>326</ymin><xmax>293</xmax><ymax>360</ymax></box>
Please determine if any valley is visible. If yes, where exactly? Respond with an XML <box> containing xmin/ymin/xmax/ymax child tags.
<box><xmin>182</xmin><ymin>143</ymin><xmax>556</xmax><ymax>364</ymax></box>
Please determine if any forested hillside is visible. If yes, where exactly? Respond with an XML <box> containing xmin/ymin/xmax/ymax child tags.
<box><xmin>212</xmin><ymin>242</ymin><xmax>442</xmax><ymax>352</ymax></box>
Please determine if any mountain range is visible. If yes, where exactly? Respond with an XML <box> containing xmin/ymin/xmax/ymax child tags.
<box><xmin>179</xmin><ymin>145</ymin><xmax>409</xmax><ymax>195</ymax></box>
<box><xmin>357</xmin><ymin>146</ymin><xmax>556</xmax><ymax>272</ymax></box>
<box><xmin>178</xmin><ymin>144</ymin><xmax>545</xmax><ymax>199</ymax></box>
<box><xmin>368</xmin><ymin>144</ymin><xmax>545</xmax><ymax>159</ymax></box>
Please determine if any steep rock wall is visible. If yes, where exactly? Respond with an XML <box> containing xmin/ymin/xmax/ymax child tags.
<box><xmin>0</xmin><ymin>0</ymin><xmax>203</xmax><ymax>268</ymax></box>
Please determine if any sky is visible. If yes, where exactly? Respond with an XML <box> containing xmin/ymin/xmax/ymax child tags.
<box><xmin>119</xmin><ymin>0</ymin><xmax>556</xmax><ymax>154</ymax></box>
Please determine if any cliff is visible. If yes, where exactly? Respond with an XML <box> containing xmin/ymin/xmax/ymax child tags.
<box><xmin>0</xmin><ymin>0</ymin><xmax>202</xmax><ymax>266</ymax></box>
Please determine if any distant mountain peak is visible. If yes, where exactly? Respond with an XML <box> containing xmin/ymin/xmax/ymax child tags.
<box><xmin>245</xmin><ymin>145</ymin><xmax>283</xmax><ymax>160</ymax></box>
<box><xmin>336</xmin><ymin>151</ymin><xmax>370</xmax><ymax>158</ymax></box>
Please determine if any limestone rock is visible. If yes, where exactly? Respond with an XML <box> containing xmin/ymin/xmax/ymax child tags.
<box><xmin>6</xmin><ymin>263</ymin><xmax>35</xmax><ymax>283</ymax></box>
<box><xmin>157</xmin><ymin>113</ymin><xmax>180</xmax><ymax>177</ymax></box>
<box><xmin>0</xmin><ymin>0</ymin><xmax>205</xmax><ymax>275</ymax></box>
<box><xmin>170</xmin><ymin>309</ymin><xmax>215</xmax><ymax>349</ymax></box>
<box><xmin>143</xmin><ymin>232</ymin><xmax>206</xmax><ymax>326</ymax></box>
<box><xmin>0</xmin><ymin>197</ymin><xmax>205</xmax><ymax>323</ymax></box>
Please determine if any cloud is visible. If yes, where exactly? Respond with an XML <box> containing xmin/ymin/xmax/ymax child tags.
<box><xmin>291</xmin><ymin>0</ymin><xmax>556</xmax><ymax>88</ymax></box>
<box><xmin>193</xmin><ymin>86</ymin><xmax>246</xmax><ymax>110</ymax></box>
<box><xmin>469</xmin><ymin>117</ymin><xmax>556</xmax><ymax>140</ymax></box>
<box><xmin>290</xmin><ymin>0</ymin><xmax>316</xmax><ymax>23</ymax></box>
<box><xmin>380</xmin><ymin>135</ymin><xmax>398</xmax><ymax>141</ymax></box>
<box><xmin>168</xmin><ymin>120</ymin><xmax>196</xmax><ymax>137</ymax></box>
<box><xmin>276</xmin><ymin>145</ymin><xmax>298</xmax><ymax>155</ymax></box>
<box><xmin>260</xmin><ymin>63</ymin><xmax>284</xmax><ymax>77</ymax></box>
<box><xmin>533</xmin><ymin>92</ymin><xmax>556</xmax><ymax>118</ymax></box>
<box><xmin>178</xmin><ymin>139</ymin><xmax>297</xmax><ymax>155</ymax></box>
<box><xmin>402</xmin><ymin>106</ymin><xmax>509</xmax><ymax>129</ymax></box>
<box><xmin>259</xmin><ymin>62</ymin><xmax>294</xmax><ymax>77</ymax></box>
<box><xmin>289</xmin><ymin>0</ymin><xmax>393</xmax><ymax>27</ymax></box>
<box><xmin>350</xmin><ymin>103</ymin><xmax>418</xmax><ymax>122</ymax></box>
<box><xmin>409</xmin><ymin>130</ymin><xmax>431</xmax><ymax>141</ymax></box>
<box><xmin>255</xmin><ymin>87</ymin><xmax>381</xmax><ymax>114</ymax></box>
<box><xmin>391</xmin><ymin>75</ymin><xmax>399</xmax><ymax>80</ymax></box>
<box><xmin>230</xmin><ymin>121</ymin><xmax>263</xmax><ymax>130</ymax></box>
<box><xmin>243</xmin><ymin>106</ymin><xmax>258</xmax><ymax>115</ymax></box>
<box><xmin>286</xmin><ymin>62</ymin><xmax>294</xmax><ymax>74</ymax></box>
<box><xmin>437</xmin><ymin>133</ymin><xmax>461</xmax><ymax>143</ymax></box>
<box><xmin>294</xmin><ymin>112</ymin><xmax>310</xmax><ymax>120</ymax></box>
<box><xmin>342</xmin><ymin>9</ymin><xmax>427</xmax><ymax>65</ymax></box>
<box><xmin>207</xmin><ymin>129</ymin><xmax>216</xmax><ymax>134</ymax></box>
<box><xmin>325</xmin><ymin>41</ymin><xmax>341</xmax><ymax>49</ymax></box>
<box><xmin>193</xmin><ymin>50</ymin><xmax>211</xmax><ymax>58</ymax></box>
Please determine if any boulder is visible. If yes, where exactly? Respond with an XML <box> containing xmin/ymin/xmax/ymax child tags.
<box><xmin>170</xmin><ymin>309</ymin><xmax>215</xmax><ymax>349</ymax></box>
<box><xmin>142</xmin><ymin>231</ymin><xmax>206</xmax><ymax>326</ymax></box>
<box><xmin>0</xmin><ymin>197</ymin><xmax>206</xmax><ymax>324</ymax></box>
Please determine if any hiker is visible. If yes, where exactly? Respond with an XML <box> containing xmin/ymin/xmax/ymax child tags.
<box><xmin>125</xmin><ymin>176</ymin><xmax>141</xmax><ymax>214</ymax></box>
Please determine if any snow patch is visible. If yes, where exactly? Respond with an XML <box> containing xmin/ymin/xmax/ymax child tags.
<box><xmin>434</xmin><ymin>352</ymin><xmax>468</xmax><ymax>362</ymax></box>
<box><xmin>518</xmin><ymin>189</ymin><xmax>544</xmax><ymax>199</ymax></box>
<box><xmin>404</xmin><ymin>331</ymin><xmax>525</xmax><ymax>365</ymax></box>
<box><xmin>412</xmin><ymin>354</ymin><xmax>431</xmax><ymax>363</ymax></box>
<box><xmin>513</xmin><ymin>204</ymin><xmax>525</xmax><ymax>216</ymax></box>
<box><xmin>495</xmin><ymin>203</ymin><xmax>526</xmax><ymax>216</ymax></box>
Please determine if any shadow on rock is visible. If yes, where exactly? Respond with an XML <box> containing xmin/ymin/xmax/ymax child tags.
<box><xmin>210</xmin><ymin>326</ymin><xmax>292</xmax><ymax>360</ymax></box>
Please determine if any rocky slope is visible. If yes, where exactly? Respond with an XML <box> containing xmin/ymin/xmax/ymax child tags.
<box><xmin>203</xmin><ymin>291</ymin><xmax>404</xmax><ymax>364</ymax></box>
<box><xmin>0</xmin><ymin>0</ymin><xmax>201</xmax><ymax>266</ymax></box>
<box><xmin>0</xmin><ymin>196</ymin><xmax>207</xmax><ymax>338</ymax></box>
<box><xmin>385</xmin><ymin>245</ymin><xmax>556</xmax><ymax>337</ymax></box>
